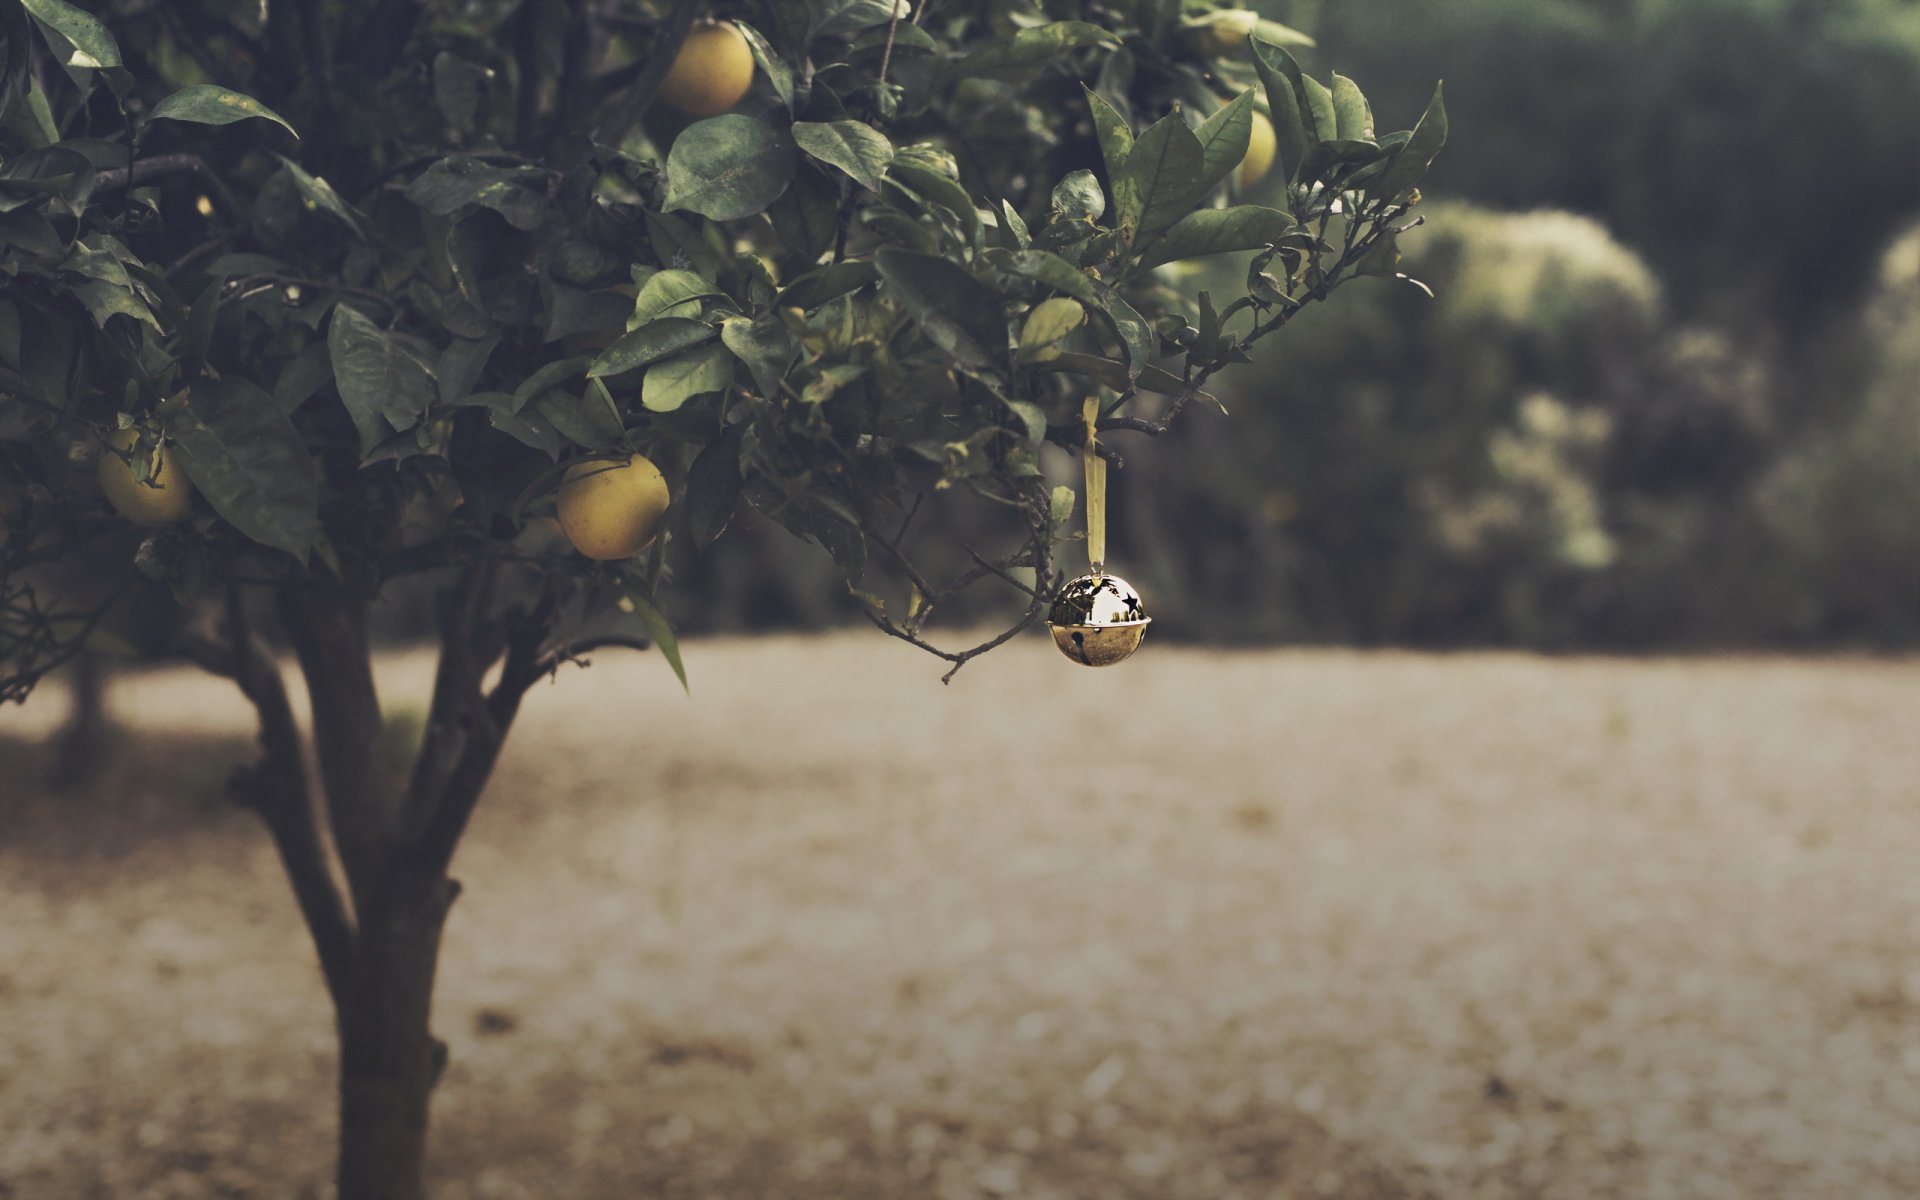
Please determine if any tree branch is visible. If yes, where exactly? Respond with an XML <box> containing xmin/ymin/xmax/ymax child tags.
<box><xmin>555</xmin><ymin>0</ymin><xmax>596</xmax><ymax>138</ymax></box>
<box><xmin>280</xmin><ymin>588</ymin><xmax>404</xmax><ymax>903</ymax></box>
<box><xmin>179</xmin><ymin>592</ymin><xmax>356</xmax><ymax>1010</ymax></box>
<box><xmin>404</xmin><ymin>562</ymin><xmax>501</xmax><ymax>837</ymax></box>
<box><xmin>862</xmin><ymin>478</ymin><xmax>1056</xmax><ymax>683</ymax></box>
<box><xmin>93</xmin><ymin>154</ymin><xmax>245</xmax><ymax>219</ymax></box>
<box><xmin>408</xmin><ymin>580</ymin><xmax>563</xmax><ymax>874</ymax></box>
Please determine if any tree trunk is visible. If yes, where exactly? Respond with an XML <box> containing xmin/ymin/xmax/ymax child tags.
<box><xmin>48</xmin><ymin>649</ymin><xmax>108</xmax><ymax>790</ymax></box>
<box><xmin>334</xmin><ymin>871</ymin><xmax>458</xmax><ymax>1200</ymax></box>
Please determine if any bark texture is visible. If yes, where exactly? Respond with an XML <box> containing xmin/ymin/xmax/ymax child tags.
<box><xmin>335</xmin><ymin>875</ymin><xmax>458</xmax><ymax>1200</ymax></box>
<box><xmin>184</xmin><ymin>573</ymin><xmax>557</xmax><ymax>1198</ymax></box>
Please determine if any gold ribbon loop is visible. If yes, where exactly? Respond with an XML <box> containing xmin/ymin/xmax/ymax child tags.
<box><xmin>1083</xmin><ymin>396</ymin><xmax>1106</xmax><ymax>574</ymax></box>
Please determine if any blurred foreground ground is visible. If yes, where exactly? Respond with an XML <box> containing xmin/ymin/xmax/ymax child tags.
<box><xmin>2</xmin><ymin>633</ymin><xmax>1918</xmax><ymax>1200</ymax></box>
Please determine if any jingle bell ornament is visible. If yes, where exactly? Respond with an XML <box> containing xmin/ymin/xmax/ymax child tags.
<box><xmin>1047</xmin><ymin>398</ymin><xmax>1151</xmax><ymax>667</ymax></box>
<box><xmin>1049</xmin><ymin>570</ymin><xmax>1150</xmax><ymax>666</ymax></box>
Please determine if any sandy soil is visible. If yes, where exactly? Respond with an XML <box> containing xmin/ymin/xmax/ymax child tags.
<box><xmin>2</xmin><ymin>632</ymin><xmax>1918</xmax><ymax>1200</ymax></box>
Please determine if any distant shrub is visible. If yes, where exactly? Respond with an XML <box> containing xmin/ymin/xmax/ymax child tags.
<box><xmin>1131</xmin><ymin>204</ymin><xmax>1661</xmax><ymax>645</ymax></box>
<box><xmin>1755</xmin><ymin>224</ymin><xmax>1920</xmax><ymax>644</ymax></box>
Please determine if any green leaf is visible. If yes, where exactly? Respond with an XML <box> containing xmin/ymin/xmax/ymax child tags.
<box><xmin>1096</xmin><ymin>288</ymin><xmax>1155</xmax><ymax>375</ymax></box>
<box><xmin>177</xmin><ymin>279</ymin><xmax>221</xmax><ymax>377</ymax></box>
<box><xmin>1254</xmin><ymin>18</ymin><xmax>1316</xmax><ymax>48</ymax></box>
<box><xmin>1300</xmin><ymin>75</ymin><xmax>1336</xmax><ymax>147</ymax></box>
<box><xmin>1194</xmin><ymin>89</ymin><xmax>1256</xmax><ymax>195</ymax></box>
<box><xmin>884</xmin><ymin>162</ymin><xmax>982</xmax><ymax>252</ymax></box>
<box><xmin>588</xmin><ymin>318</ymin><xmax>715</xmax><ymax>378</ymax></box>
<box><xmin>809</xmin><ymin>0</ymin><xmax>905</xmax><ymax>39</ymax></box>
<box><xmin>631</xmin><ymin>269</ymin><xmax>722</xmax><ymax>327</ymax></box>
<box><xmin>65</xmin><ymin>277</ymin><xmax>160</xmax><ymax>331</ymax></box>
<box><xmin>148</xmin><ymin>85</ymin><xmax>297</xmax><ymax>139</ymax></box>
<box><xmin>684</xmin><ymin>426</ymin><xmax>744</xmax><ymax>550</ymax></box>
<box><xmin>1367</xmin><ymin>83</ymin><xmax>1447</xmax><ymax>202</ymax></box>
<box><xmin>469</xmin><ymin>394</ymin><xmax>565</xmax><ymax>457</ymax></box>
<box><xmin>171</xmin><ymin>378</ymin><xmax>320</xmax><ymax>560</ymax></box>
<box><xmin>1136</xmin><ymin>363</ymin><xmax>1189</xmax><ymax>394</ymax></box>
<box><xmin>21</xmin><ymin>0</ymin><xmax>120</xmax><ymax>69</ymax></box>
<box><xmin>984</xmin><ymin>249</ymin><xmax>1101</xmax><ymax>304</ymax></box>
<box><xmin>1050</xmin><ymin>485</ymin><xmax>1076</xmax><ymax>531</ymax></box>
<box><xmin>665</xmin><ymin>115</ymin><xmax>796</xmax><ymax>222</ymax></box>
<box><xmin>1050</xmin><ymin>170</ymin><xmax>1105</xmax><ymax>223</ymax></box>
<box><xmin>1000</xmin><ymin>200</ymin><xmax>1031</xmax><ymax>250</ymax></box>
<box><xmin>402</xmin><ymin>156</ymin><xmax>548</xmax><ymax>230</ymax></box>
<box><xmin>1330</xmin><ymin>73</ymin><xmax>1374</xmax><ymax>143</ymax></box>
<box><xmin>1018</xmin><ymin>297</ymin><xmax>1086</xmax><ymax>359</ymax></box>
<box><xmin>511</xmin><ymin>356</ymin><xmax>593</xmax><ymax>411</ymax></box>
<box><xmin>720</xmin><ymin>316</ymin><xmax>796</xmax><ymax>396</ymax></box>
<box><xmin>0</xmin><ymin>301</ymin><xmax>21</xmax><ymax>370</ymax></box>
<box><xmin>1355</xmin><ymin>229</ymin><xmax>1401</xmax><ymax>277</ymax></box>
<box><xmin>328</xmin><ymin>304</ymin><xmax>435</xmax><ymax>454</ymax></box>
<box><xmin>1251</xmin><ymin>39</ymin><xmax>1310</xmax><ymax>184</ymax></box>
<box><xmin>1038</xmin><ymin>352</ymin><xmax>1130</xmax><ymax>391</ymax></box>
<box><xmin>1134</xmin><ymin>205</ymin><xmax>1298</xmax><ymax>271</ymax></box>
<box><xmin>532</xmin><ymin>387</ymin><xmax>623</xmax><ymax>449</ymax></box>
<box><xmin>0</xmin><ymin>146</ymin><xmax>94</xmax><ymax>205</ymax></box>
<box><xmin>766</xmin><ymin>167</ymin><xmax>841</xmax><ymax>265</ymax></box>
<box><xmin>792</xmin><ymin>120</ymin><xmax>893</xmax><ymax>192</ymax></box>
<box><xmin>875</xmin><ymin>248</ymin><xmax>1008</xmax><ymax>373</ymax></box>
<box><xmin>1000</xmin><ymin>393</ymin><xmax>1046</xmax><ymax>443</ymax></box>
<box><xmin>433</xmin><ymin>52</ymin><xmax>486</xmax><ymax>131</ymax></box>
<box><xmin>277</xmin><ymin>157</ymin><xmax>370</xmax><ymax>239</ymax></box>
<box><xmin>1123</xmin><ymin>114</ymin><xmax>1206</xmax><ymax>239</ymax></box>
<box><xmin>951</xmin><ymin>22</ymin><xmax>1118</xmax><ymax>81</ymax></box>
<box><xmin>273</xmin><ymin>343</ymin><xmax>334</xmax><ymax>414</ymax></box>
<box><xmin>623</xmin><ymin>590</ymin><xmax>688</xmax><ymax>693</ymax></box>
<box><xmin>801</xmin><ymin>363</ymin><xmax>864</xmax><ymax>405</ymax></box>
<box><xmin>776</xmin><ymin>261</ymin><xmax>878</xmax><ymax>310</ymax></box>
<box><xmin>1082</xmin><ymin>85</ymin><xmax>1138</xmax><ymax>230</ymax></box>
<box><xmin>642</xmin><ymin>342</ymin><xmax>733</xmax><ymax>412</ymax></box>
<box><xmin>734</xmin><ymin>23</ymin><xmax>794</xmax><ymax>109</ymax></box>
<box><xmin>436</xmin><ymin>336</ymin><xmax>496</xmax><ymax>404</ymax></box>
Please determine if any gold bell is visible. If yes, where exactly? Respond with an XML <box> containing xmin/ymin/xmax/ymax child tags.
<box><xmin>1047</xmin><ymin>571</ymin><xmax>1151</xmax><ymax>667</ymax></box>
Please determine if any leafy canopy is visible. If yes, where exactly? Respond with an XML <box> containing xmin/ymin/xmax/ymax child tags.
<box><xmin>0</xmin><ymin>0</ymin><xmax>1443</xmax><ymax>694</ymax></box>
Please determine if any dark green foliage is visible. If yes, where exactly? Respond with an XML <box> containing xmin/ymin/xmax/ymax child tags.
<box><xmin>0</xmin><ymin>0</ymin><xmax>1441</xmax><ymax>695</ymax></box>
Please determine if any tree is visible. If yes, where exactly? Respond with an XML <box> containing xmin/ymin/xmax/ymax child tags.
<box><xmin>0</xmin><ymin>1</ymin><xmax>1442</xmax><ymax>1195</ymax></box>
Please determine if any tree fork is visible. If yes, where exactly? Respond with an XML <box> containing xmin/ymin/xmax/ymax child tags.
<box><xmin>178</xmin><ymin>590</ymin><xmax>355</xmax><ymax>1007</ymax></box>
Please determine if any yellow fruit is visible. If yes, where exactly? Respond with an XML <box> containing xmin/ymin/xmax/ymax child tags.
<box><xmin>658</xmin><ymin>23</ymin><xmax>756</xmax><ymax>118</ymax></box>
<box><xmin>1237</xmin><ymin>110</ymin><xmax>1277</xmax><ymax>189</ymax></box>
<box><xmin>1194</xmin><ymin>9</ymin><xmax>1260</xmax><ymax>57</ymax></box>
<box><xmin>555</xmin><ymin>452</ymin><xmax>670</xmax><ymax>560</ymax></box>
<box><xmin>99</xmin><ymin>428</ymin><xmax>194</xmax><ymax>526</ymax></box>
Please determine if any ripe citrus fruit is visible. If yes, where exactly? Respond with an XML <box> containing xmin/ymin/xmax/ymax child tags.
<box><xmin>1238</xmin><ymin>110</ymin><xmax>1277</xmax><ymax>189</ymax></box>
<box><xmin>658</xmin><ymin>23</ymin><xmax>755</xmax><ymax>118</ymax></box>
<box><xmin>99</xmin><ymin>427</ymin><xmax>194</xmax><ymax>526</ymax></box>
<box><xmin>1194</xmin><ymin>9</ymin><xmax>1260</xmax><ymax>57</ymax></box>
<box><xmin>555</xmin><ymin>452</ymin><xmax>670</xmax><ymax>560</ymax></box>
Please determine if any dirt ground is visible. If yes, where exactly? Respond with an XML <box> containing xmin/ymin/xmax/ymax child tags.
<box><xmin>2</xmin><ymin>632</ymin><xmax>1918</xmax><ymax>1200</ymax></box>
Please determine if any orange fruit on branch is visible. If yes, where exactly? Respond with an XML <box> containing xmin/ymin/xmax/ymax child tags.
<box><xmin>658</xmin><ymin>23</ymin><xmax>756</xmax><ymax>118</ymax></box>
<box><xmin>1237</xmin><ymin>110</ymin><xmax>1277</xmax><ymax>189</ymax></box>
<box><xmin>98</xmin><ymin>427</ymin><xmax>194</xmax><ymax>527</ymax></box>
<box><xmin>555</xmin><ymin>452</ymin><xmax>670</xmax><ymax>560</ymax></box>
